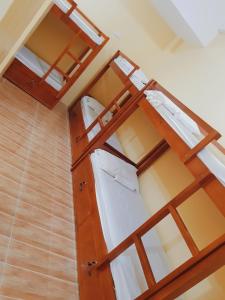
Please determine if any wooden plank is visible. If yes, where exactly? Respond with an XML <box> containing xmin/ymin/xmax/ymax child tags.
<box><xmin>168</xmin><ymin>205</ymin><xmax>199</xmax><ymax>256</ymax></box>
<box><xmin>3</xmin><ymin>59</ymin><xmax>58</xmax><ymax>109</ymax></box>
<box><xmin>101</xmin><ymin>142</ymin><xmax>137</xmax><ymax>167</ymax></box>
<box><xmin>183</xmin><ymin>130</ymin><xmax>221</xmax><ymax>163</ymax></box>
<box><xmin>133</xmin><ymin>235</ymin><xmax>156</xmax><ymax>288</ymax></box>
<box><xmin>137</xmin><ymin>140</ymin><xmax>170</xmax><ymax>176</ymax></box>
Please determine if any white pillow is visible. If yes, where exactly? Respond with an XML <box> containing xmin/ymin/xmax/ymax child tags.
<box><xmin>96</xmin><ymin>150</ymin><xmax>139</xmax><ymax>192</ymax></box>
<box><xmin>114</xmin><ymin>174</ymin><xmax>137</xmax><ymax>192</ymax></box>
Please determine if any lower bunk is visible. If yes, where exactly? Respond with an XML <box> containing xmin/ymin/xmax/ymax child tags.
<box><xmin>73</xmin><ymin>148</ymin><xmax>171</xmax><ymax>300</ymax></box>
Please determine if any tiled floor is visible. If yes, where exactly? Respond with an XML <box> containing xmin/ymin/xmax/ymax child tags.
<box><xmin>0</xmin><ymin>79</ymin><xmax>78</xmax><ymax>299</ymax></box>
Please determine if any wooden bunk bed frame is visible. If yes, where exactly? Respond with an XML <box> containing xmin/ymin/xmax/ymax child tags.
<box><xmin>4</xmin><ymin>0</ymin><xmax>109</xmax><ymax>109</ymax></box>
<box><xmin>70</xmin><ymin>50</ymin><xmax>140</xmax><ymax>163</ymax></box>
<box><xmin>69</xmin><ymin>52</ymin><xmax>225</xmax><ymax>299</ymax></box>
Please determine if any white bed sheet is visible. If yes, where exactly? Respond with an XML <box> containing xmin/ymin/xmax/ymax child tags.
<box><xmin>145</xmin><ymin>90</ymin><xmax>225</xmax><ymax>186</ymax></box>
<box><xmin>130</xmin><ymin>69</ymin><xmax>149</xmax><ymax>91</ymax></box>
<box><xmin>53</xmin><ymin>0</ymin><xmax>104</xmax><ymax>45</ymax></box>
<box><xmin>15</xmin><ymin>47</ymin><xmax>63</xmax><ymax>91</ymax></box>
<box><xmin>114</xmin><ymin>56</ymin><xmax>149</xmax><ymax>90</ymax></box>
<box><xmin>91</xmin><ymin>149</ymin><xmax>169</xmax><ymax>300</ymax></box>
<box><xmin>81</xmin><ymin>96</ymin><xmax>124</xmax><ymax>152</ymax></box>
<box><xmin>114</xmin><ymin>55</ymin><xmax>135</xmax><ymax>76</ymax></box>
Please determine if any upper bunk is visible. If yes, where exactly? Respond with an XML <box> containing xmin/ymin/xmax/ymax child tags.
<box><xmin>69</xmin><ymin>51</ymin><xmax>225</xmax><ymax>216</ymax></box>
<box><xmin>3</xmin><ymin>0</ymin><xmax>109</xmax><ymax>109</ymax></box>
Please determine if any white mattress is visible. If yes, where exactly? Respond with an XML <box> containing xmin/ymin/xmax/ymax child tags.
<box><xmin>130</xmin><ymin>69</ymin><xmax>149</xmax><ymax>91</ymax></box>
<box><xmin>91</xmin><ymin>149</ymin><xmax>169</xmax><ymax>300</ymax></box>
<box><xmin>114</xmin><ymin>56</ymin><xmax>149</xmax><ymax>90</ymax></box>
<box><xmin>15</xmin><ymin>47</ymin><xmax>63</xmax><ymax>91</ymax></box>
<box><xmin>81</xmin><ymin>96</ymin><xmax>124</xmax><ymax>152</ymax></box>
<box><xmin>145</xmin><ymin>90</ymin><xmax>225</xmax><ymax>186</ymax></box>
<box><xmin>53</xmin><ymin>0</ymin><xmax>104</xmax><ymax>45</ymax></box>
<box><xmin>114</xmin><ymin>56</ymin><xmax>135</xmax><ymax>76</ymax></box>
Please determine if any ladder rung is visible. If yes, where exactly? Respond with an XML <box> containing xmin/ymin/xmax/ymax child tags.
<box><xmin>67</xmin><ymin>51</ymin><xmax>81</xmax><ymax>64</ymax></box>
<box><xmin>133</xmin><ymin>234</ymin><xmax>156</xmax><ymax>288</ymax></box>
<box><xmin>169</xmin><ymin>205</ymin><xmax>199</xmax><ymax>256</ymax></box>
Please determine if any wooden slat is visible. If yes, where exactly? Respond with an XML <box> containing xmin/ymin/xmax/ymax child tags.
<box><xmin>183</xmin><ymin>131</ymin><xmax>221</xmax><ymax>163</ymax></box>
<box><xmin>212</xmin><ymin>140</ymin><xmax>225</xmax><ymax>154</ymax></box>
<box><xmin>137</xmin><ymin>140</ymin><xmax>170</xmax><ymax>176</ymax></box>
<box><xmin>65</xmin><ymin>1</ymin><xmax>77</xmax><ymax>18</ymax></box>
<box><xmin>133</xmin><ymin>235</ymin><xmax>156</xmax><ymax>288</ymax></box>
<box><xmin>41</xmin><ymin>32</ymin><xmax>81</xmax><ymax>82</ymax></box>
<box><xmin>168</xmin><ymin>205</ymin><xmax>199</xmax><ymax>256</ymax></box>
<box><xmin>67</xmin><ymin>50</ymin><xmax>81</xmax><ymax>64</ymax></box>
<box><xmin>98</xmin><ymin>117</ymin><xmax>104</xmax><ymax>129</ymax></box>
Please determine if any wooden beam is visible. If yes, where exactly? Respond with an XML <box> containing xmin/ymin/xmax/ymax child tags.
<box><xmin>137</xmin><ymin>140</ymin><xmax>170</xmax><ymax>176</ymax></box>
<box><xmin>101</xmin><ymin>142</ymin><xmax>137</xmax><ymax>167</ymax></box>
<box><xmin>183</xmin><ymin>130</ymin><xmax>221</xmax><ymax>163</ymax></box>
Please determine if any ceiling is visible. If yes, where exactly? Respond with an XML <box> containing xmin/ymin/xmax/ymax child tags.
<box><xmin>150</xmin><ymin>0</ymin><xmax>225</xmax><ymax>47</ymax></box>
<box><xmin>0</xmin><ymin>0</ymin><xmax>14</xmax><ymax>21</ymax></box>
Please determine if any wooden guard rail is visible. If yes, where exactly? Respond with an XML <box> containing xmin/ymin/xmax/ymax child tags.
<box><xmin>91</xmin><ymin>172</ymin><xmax>225</xmax><ymax>299</ymax></box>
<box><xmin>142</xmin><ymin>81</ymin><xmax>221</xmax><ymax>164</ymax></box>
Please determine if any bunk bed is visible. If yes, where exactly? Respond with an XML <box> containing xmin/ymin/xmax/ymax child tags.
<box><xmin>3</xmin><ymin>0</ymin><xmax>109</xmax><ymax>109</ymax></box>
<box><xmin>69</xmin><ymin>51</ymin><xmax>225</xmax><ymax>300</ymax></box>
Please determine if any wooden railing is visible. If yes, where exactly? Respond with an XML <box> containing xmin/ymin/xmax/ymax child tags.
<box><xmin>90</xmin><ymin>172</ymin><xmax>225</xmax><ymax>299</ymax></box>
<box><xmin>142</xmin><ymin>81</ymin><xmax>221</xmax><ymax>164</ymax></box>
